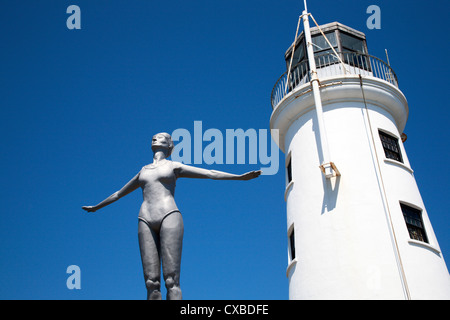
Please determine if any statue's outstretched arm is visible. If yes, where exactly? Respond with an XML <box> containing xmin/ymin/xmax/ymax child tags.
<box><xmin>174</xmin><ymin>162</ymin><xmax>261</xmax><ymax>181</ymax></box>
<box><xmin>82</xmin><ymin>173</ymin><xmax>140</xmax><ymax>213</ymax></box>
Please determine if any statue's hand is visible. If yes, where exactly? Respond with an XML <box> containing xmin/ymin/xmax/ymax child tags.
<box><xmin>240</xmin><ymin>170</ymin><xmax>262</xmax><ymax>180</ymax></box>
<box><xmin>82</xmin><ymin>206</ymin><xmax>97</xmax><ymax>213</ymax></box>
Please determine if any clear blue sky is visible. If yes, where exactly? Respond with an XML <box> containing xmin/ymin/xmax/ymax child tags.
<box><xmin>0</xmin><ymin>0</ymin><xmax>448</xmax><ymax>300</ymax></box>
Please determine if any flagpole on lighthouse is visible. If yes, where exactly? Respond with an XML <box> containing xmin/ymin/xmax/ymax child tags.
<box><xmin>301</xmin><ymin>2</ymin><xmax>337</xmax><ymax>178</ymax></box>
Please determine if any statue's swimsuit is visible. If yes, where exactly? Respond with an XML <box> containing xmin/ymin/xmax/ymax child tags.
<box><xmin>137</xmin><ymin>161</ymin><xmax>181</xmax><ymax>233</ymax></box>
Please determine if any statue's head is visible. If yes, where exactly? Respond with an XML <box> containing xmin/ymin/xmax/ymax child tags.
<box><xmin>151</xmin><ymin>132</ymin><xmax>174</xmax><ymax>157</ymax></box>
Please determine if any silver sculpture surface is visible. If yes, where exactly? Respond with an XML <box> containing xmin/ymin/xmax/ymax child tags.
<box><xmin>82</xmin><ymin>132</ymin><xmax>261</xmax><ymax>300</ymax></box>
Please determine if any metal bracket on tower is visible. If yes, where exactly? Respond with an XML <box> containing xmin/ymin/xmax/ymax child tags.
<box><xmin>320</xmin><ymin>162</ymin><xmax>340</xmax><ymax>178</ymax></box>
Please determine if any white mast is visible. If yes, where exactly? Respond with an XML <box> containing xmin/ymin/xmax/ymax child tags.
<box><xmin>301</xmin><ymin>5</ymin><xmax>336</xmax><ymax>178</ymax></box>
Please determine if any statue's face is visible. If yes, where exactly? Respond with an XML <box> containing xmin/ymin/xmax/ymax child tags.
<box><xmin>151</xmin><ymin>133</ymin><xmax>171</xmax><ymax>150</ymax></box>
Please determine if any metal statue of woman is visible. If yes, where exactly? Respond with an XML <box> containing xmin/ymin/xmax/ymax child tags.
<box><xmin>82</xmin><ymin>132</ymin><xmax>261</xmax><ymax>300</ymax></box>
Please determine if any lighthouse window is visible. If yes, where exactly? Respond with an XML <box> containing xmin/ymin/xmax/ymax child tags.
<box><xmin>286</xmin><ymin>44</ymin><xmax>305</xmax><ymax>71</ymax></box>
<box><xmin>312</xmin><ymin>32</ymin><xmax>339</xmax><ymax>67</ymax></box>
<box><xmin>287</xmin><ymin>158</ymin><xmax>292</xmax><ymax>183</ymax></box>
<box><xmin>312</xmin><ymin>32</ymin><xmax>337</xmax><ymax>53</ymax></box>
<box><xmin>340</xmin><ymin>32</ymin><xmax>369</xmax><ymax>70</ymax></box>
<box><xmin>289</xmin><ymin>228</ymin><xmax>296</xmax><ymax>260</ymax></box>
<box><xmin>340</xmin><ymin>32</ymin><xmax>366</xmax><ymax>54</ymax></box>
<box><xmin>401</xmin><ymin>204</ymin><xmax>428</xmax><ymax>243</ymax></box>
<box><xmin>379</xmin><ymin>131</ymin><xmax>403</xmax><ymax>163</ymax></box>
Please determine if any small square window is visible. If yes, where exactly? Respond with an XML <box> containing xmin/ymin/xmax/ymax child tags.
<box><xmin>401</xmin><ymin>203</ymin><xmax>428</xmax><ymax>243</ymax></box>
<box><xmin>379</xmin><ymin>131</ymin><xmax>403</xmax><ymax>163</ymax></box>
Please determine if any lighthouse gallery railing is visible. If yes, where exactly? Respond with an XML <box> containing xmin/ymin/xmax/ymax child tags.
<box><xmin>271</xmin><ymin>51</ymin><xmax>398</xmax><ymax>109</ymax></box>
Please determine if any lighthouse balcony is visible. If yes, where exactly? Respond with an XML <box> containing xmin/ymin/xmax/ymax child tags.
<box><xmin>271</xmin><ymin>51</ymin><xmax>398</xmax><ymax>109</ymax></box>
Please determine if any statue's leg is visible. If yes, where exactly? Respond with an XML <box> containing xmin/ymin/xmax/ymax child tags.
<box><xmin>160</xmin><ymin>211</ymin><xmax>184</xmax><ymax>300</ymax></box>
<box><xmin>138</xmin><ymin>219</ymin><xmax>162</xmax><ymax>300</ymax></box>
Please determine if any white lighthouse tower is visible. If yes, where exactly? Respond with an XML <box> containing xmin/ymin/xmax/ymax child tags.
<box><xmin>270</xmin><ymin>9</ymin><xmax>450</xmax><ymax>299</ymax></box>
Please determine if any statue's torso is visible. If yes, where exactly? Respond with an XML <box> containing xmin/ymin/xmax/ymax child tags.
<box><xmin>138</xmin><ymin>161</ymin><xmax>179</xmax><ymax>228</ymax></box>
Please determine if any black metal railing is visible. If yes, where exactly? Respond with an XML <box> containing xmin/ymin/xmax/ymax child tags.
<box><xmin>271</xmin><ymin>51</ymin><xmax>398</xmax><ymax>109</ymax></box>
